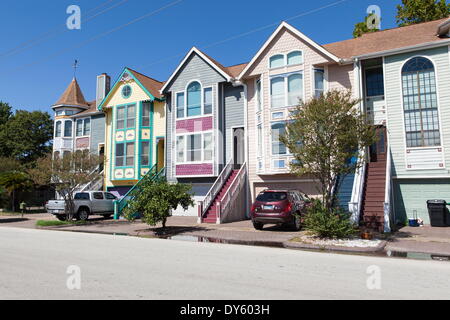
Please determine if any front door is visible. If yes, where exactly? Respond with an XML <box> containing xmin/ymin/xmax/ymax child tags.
<box><xmin>370</xmin><ymin>126</ymin><xmax>387</xmax><ymax>163</ymax></box>
<box><xmin>233</xmin><ymin>128</ymin><xmax>245</xmax><ymax>168</ymax></box>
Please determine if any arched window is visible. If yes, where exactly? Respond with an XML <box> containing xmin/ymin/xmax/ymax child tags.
<box><xmin>402</xmin><ymin>57</ymin><xmax>440</xmax><ymax>148</ymax></box>
<box><xmin>287</xmin><ymin>51</ymin><xmax>303</xmax><ymax>65</ymax></box>
<box><xmin>270</xmin><ymin>54</ymin><xmax>285</xmax><ymax>69</ymax></box>
<box><xmin>187</xmin><ymin>81</ymin><xmax>201</xmax><ymax>117</ymax></box>
<box><xmin>55</xmin><ymin>121</ymin><xmax>62</xmax><ymax>138</ymax></box>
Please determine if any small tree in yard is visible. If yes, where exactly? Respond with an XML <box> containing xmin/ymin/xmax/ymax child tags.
<box><xmin>28</xmin><ymin>151</ymin><xmax>102</xmax><ymax>221</ymax></box>
<box><xmin>123</xmin><ymin>178</ymin><xmax>195</xmax><ymax>230</ymax></box>
<box><xmin>280</xmin><ymin>90</ymin><xmax>377</xmax><ymax>213</ymax></box>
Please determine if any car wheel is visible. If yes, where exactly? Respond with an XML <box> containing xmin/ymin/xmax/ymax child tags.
<box><xmin>55</xmin><ymin>215</ymin><xmax>67</xmax><ymax>221</ymax></box>
<box><xmin>77</xmin><ymin>208</ymin><xmax>90</xmax><ymax>221</ymax></box>
<box><xmin>293</xmin><ymin>215</ymin><xmax>301</xmax><ymax>231</ymax></box>
<box><xmin>253</xmin><ymin>222</ymin><xmax>264</xmax><ymax>230</ymax></box>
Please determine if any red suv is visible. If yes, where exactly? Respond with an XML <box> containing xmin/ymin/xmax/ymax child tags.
<box><xmin>251</xmin><ymin>190</ymin><xmax>310</xmax><ymax>231</ymax></box>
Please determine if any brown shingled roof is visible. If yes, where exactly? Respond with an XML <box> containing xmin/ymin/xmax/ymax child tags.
<box><xmin>127</xmin><ymin>68</ymin><xmax>164</xmax><ymax>99</ymax></box>
<box><xmin>70</xmin><ymin>101</ymin><xmax>102</xmax><ymax>118</ymax></box>
<box><xmin>323</xmin><ymin>17</ymin><xmax>450</xmax><ymax>59</ymax></box>
<box><xmin>54</xmin><ymin>78</ymin><xmax>89</xmax><ymax>108</ymax></box>
<box><xmin>225</xmin><ymin>63</ymin><xmax>248</xmax><ymax>78</ymax></box>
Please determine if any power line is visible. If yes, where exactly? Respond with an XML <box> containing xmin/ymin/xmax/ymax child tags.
<box><xmin>8</xmin><ymin>0</ymin><xmax>185</xmax><ymax>73</ymax></box>
<box><xmin>139</xmin><ymin>0</ymin><xmax>350</xmax><ymax>70</ymax></box>
<box><xmin>0</xmin><ymin>0</ymin><xmax>131</xmax><ymax>59</ymax></box>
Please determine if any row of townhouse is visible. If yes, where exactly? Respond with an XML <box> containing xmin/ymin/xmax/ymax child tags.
<box><xmin>51</xmin><ymin>17</ymin><xmax>450</xmax><ymax>231</ymax></box>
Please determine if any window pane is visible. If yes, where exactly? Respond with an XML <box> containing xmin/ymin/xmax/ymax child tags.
<box><xmin>270</xmin><ymin>55</ymin><xmax>284</xmax><ymax>69</ymax></box>
<box><xmin>127</xmin><ymin>105</ymin><xmax>136</xmax><ymax>128</ymax></box>
<box><xmin>365</xmin><ymin>68</ymin><xmax>384</xmax><ymax>97</ymax></box>
<box><xmin>126</xmin><ymin>143</ymin><xmax>135</xmax><ymax>166</ymax></box>
<box><xmin>55</xmin><ymin>122</ymin><xmax>62</xmax><ymax>137</ymax></box>
<box><xmin>187</xmin><ymin>134</ymin><xmax>202</xmax><ymax>162</ymax></box>
<box><xmin>256</xmin><ymin>80</ymin><xmax>262</xmax><ymax>112</ymax></box>
<box><xmin>116</xmin><ymin>144</ymin><xmax>125</xmax><ymax>167</ymax></box>
<box><xmin>271</xmin><ymin>78</ymin><xmax>285</xmax><ymax>108</ymax></box>
<box><xmin>287</xmin><ymin>51</ymin><xmax>302</xmax><ymax>65</ymax></box>
<box><xmin>257</xmin><ymin>125</ymin><xmax>263</xmax><ymax>158</ymax></box>
<box><xmin>117</xmin><ymin>107</ymin><xmax>125</xmax><ymax>130</ymax></box>
<box><xmin>142</xmin><ymin>102</ymin><xmax>150</xmax><ymax>127</ymax></box>
<box><xmin>272</xmin><ymin>122</ymin><xmax>287</xmax><ymax>155</ymax></box>
<box><xmin>314</xmin><ymin>69</ymin><xmax>325</xmax><ymax>98</ymax></box>
<box><xmin>187</xmin><ymin>82</ymin><xmax>201</xmax><ymax>117</ymax></box>
<box><xmin>177</xmin><ymin>93</ymin><xmax>185</xmax><ymax>118</ymax></box>
<box><xmin>76</xmin><ymin>120</ymin><xmax>83</xmax><ymax>137</ymax></box>
<box><xmin>141</xmin><ymin>141</ymin><xmax>150</xmax><ymax>166</ymax></box>
<box><xmin>204</xmin><ymin>88</ymin><xmax>213</xmax><ymax>115</ymax></box>
<box><xmin>176</xmin><ymin>136</ymin><xmax>185</xmax><ymax>163</ymax></box>
<box><xmin>84</xmin><ymin>119</ymin><xmax>91</xmax><ymax>136</ymax></box>
<box><xmin>64</xmin><ymin>121</ymin><xmax>72</xmax><ymax>137</ymax></box>
<box><xmin>204</xmin><ymin>133</ymin><xmax>213</xmax><ymax>161</ymax></box>
<box><xmin>288</xmin><ymin>74</ymin><xmax>303</xmax><ymax>106</ymax></box>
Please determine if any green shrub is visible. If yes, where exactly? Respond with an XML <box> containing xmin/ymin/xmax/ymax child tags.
<box><xmin>304</xmin><ymin>200</ymin><xmax>358</xmax><ymax>239</ymax></box>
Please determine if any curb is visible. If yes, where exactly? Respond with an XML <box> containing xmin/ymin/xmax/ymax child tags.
<box><xmin>283</xmin><ymin>240</ymin><xmax>388</xmax><ymax>254</ymax></box>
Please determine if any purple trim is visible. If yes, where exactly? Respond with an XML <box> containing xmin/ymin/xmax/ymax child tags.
<box><xmin>176</xmin><ymin>116</ymin><xmax>213</xmax><ymax>133</ymax></box>
<box><xmin>176</xmin><ymin>164</ymin><xmax>214</xmax><ymax>176</ymax></box>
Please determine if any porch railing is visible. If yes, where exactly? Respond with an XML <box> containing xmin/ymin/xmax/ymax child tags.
<box><xmin>113</xmin><ymin>165</ymin><xmax>165</xmax><ymax>220</ymax></box>
<box><xmin>349</xmin><ymin>149</ymin><xmax>367</xmax><ymax>223</ymax></box>
<box><xmin>383</xmin><ymin>146</ymin><xmax>392</xmax><ymax>233</ymax></box>
<box><xmin>199</xmin><ymin>158</ymin><xmax>234</xmax><ymax>221</ymax></box>
<box><xmin>217</xmin><ymin>162</ymin><xmax>247</xmax><ymax>224</ymax></box>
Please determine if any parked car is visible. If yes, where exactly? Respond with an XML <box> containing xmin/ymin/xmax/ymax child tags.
<box><xmin>250</xmin><ymin>190</ymin><xmax>311</xmax><ymax>231</ymax></box>
<box><xmin>45</xmin><ymin>191</ymin><xmax>118</xmax><ymax>221</ymax></box>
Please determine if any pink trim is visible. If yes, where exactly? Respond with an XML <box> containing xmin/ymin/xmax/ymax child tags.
<box><xmin>176</xmin><ymin>116</ymin><xmax>213</xmax><ymax>133</ymax></box>
<box><xmin>176</xmin><ymin>164</ymin><xmax>214</xmax><ymax>176</ymax></box>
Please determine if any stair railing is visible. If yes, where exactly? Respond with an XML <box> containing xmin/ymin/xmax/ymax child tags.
<box><xmin>383</xmin><ymin>146</ymin><xmax>392</xmax><ymax>233</ymax></box>
<box><xmin>218</xmin><ymin>163</ymin><xmax>247</xmax><ymax>224</ymax></box>
<box><xmin>113</xmin><ymin>165</ymin><xmax>164</xmax><ymax>220</ymax></box>
<box><xmin>80</xmin><ymin>170</ymin><xmax>104</xmax><ymax>192</ymax></box>
<box><xmin>199</xmin><ymin>158</ymin><xmax>234</xmax><ymax>221</ymax></box>
<box><xmin>349</xmin><ymin>149</ymin><xmax>367</xmax><ymax>223</ymax></box>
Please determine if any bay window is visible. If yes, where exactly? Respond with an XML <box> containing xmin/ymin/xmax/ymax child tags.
<box><xmin>141</xmin><ymin>141</ymin><xmax>150</xmax><ymax>166</ymax></box>
<box><xmin>177</xmin><ymin>83</ymin><xmax>214</xmax><ymax>119</ymax></box>
<box><xmin>116</xmin><ymin>107</ymin><xmax>125</xmax><ymax>130</ymax></box>
<box><xmin>176</xmin><ymin>132</ymin><xmax>214</xmax><ymax>163</ymax></box>
<box><xmin>204</xmin><ymin>88</ymin><xmax>213</xmax><ymax>115</ymax></box>
<box><xmin>271</xmin><ymin>77</ymin><xmax>285</xmax><ymax>108</ymax></box>
<box><xmin>64</xmin><ymin>120</ymin><xmax>72</xmax><ymax>137</ymax></box>
<box><xmin>116</xmin><ymin>142</ymin><xmax>135</xmax><ymax>167</ymax></box>
<box><xmin>288</xmin><ymin>74</ymin><xmax>303</xmax><ymax>106</ymax></box>
<box><xmin>117</xmin><ymin>104</ymin><xmax>135</xmax><ymax>130</ymax></box>
<box><xmin>142</xmin><ymin>102</ymin><xmax>151</xmax><ymax>127</ymax></box>
<box><xmin>55</xmin><ymin>121</ymin><xmax>62</xmax><ymax>138</ymax></box>
<box><xmin>256</xmin><ymin>79</ymin><xmax>262</xmax><ymax>112</ymax></box>
<box><xmin>271</xmin><ymin>73</ymin><xmax>303</xmax><ymax>108</ymax></box>
<box><xmin>176</xmin><ymin>93</ymin><xmax>185</xmax><ymax>119</ymax></box>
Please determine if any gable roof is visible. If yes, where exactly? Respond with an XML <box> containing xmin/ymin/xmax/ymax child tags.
<box><xmin>323</xmin><ymin>17</ymin><xmax>450</xmax><ymax>60</ymax></box>
<box><xmin>98</xmin><ymin>67</ymin><xmax>164</xmax><ymax>111</ymax></box>
<box><xmin>161</xmin><ymin>47</ymin><xmax>237</xmax><ymax>93</ymax></box>
<box><xmin>53</xmin><ymin>78</ymin><xmax>89</xmax><ymax>108</ymax></box>
<box><xmin>238</xmin><ymin>21</ymin><xmax>340</xmax><ymax>79</ymax></box>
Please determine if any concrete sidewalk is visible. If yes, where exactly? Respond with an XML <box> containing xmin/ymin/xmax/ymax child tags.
<box><xmin>387</xmin><ymin>226</ymin><xmax>450</xmax><ymax>256</ymax></box>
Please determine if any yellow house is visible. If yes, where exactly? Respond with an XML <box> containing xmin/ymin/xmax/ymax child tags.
<box><xmin>98</xmin><ymin>67</ymin><xmax>165</xmax><ymax>197</ymax></box>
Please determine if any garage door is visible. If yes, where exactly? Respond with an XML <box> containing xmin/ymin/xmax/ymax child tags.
<box><xmin>394</xmin><ymin>179</ymin><xmax>450</xmax><ymax>225</ymax></box>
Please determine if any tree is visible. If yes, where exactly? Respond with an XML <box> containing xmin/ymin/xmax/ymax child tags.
<box><xmin>353</xmin><ymin>13</ymin><xmax>380</xmax><ymax>38</ymax></box>
<box><xmin>280</xmin><ymin>90</ymin><xmax>377</xmax><ymax>212</ymax></box>
<box><xmin>0</xmin><ymin>109</ymin><xmax>53</xmax><ymax>164</ymax></box>
<box><xmin>28</xmin><ymin>151</ymin><xmax>102</xmax><ymax>220</ymax></box>
<box><xmin>397</xmin><ymin>0</ymin><xmax>450</xmax><ymax>27</ymax></box>
<box><xmin>0</xmin><ymin>171</ymin><xmax>32</xmax><ymax>212</ymax></box>
<box><xmin>123</xmin><ymin>178</ymin><xmax>195</xmax><ymax>229</ymax></box>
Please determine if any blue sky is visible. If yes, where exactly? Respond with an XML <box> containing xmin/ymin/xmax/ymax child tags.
<box><xmin>0</xmin><ymin>0</ymin><xmax>400</xmax><ymax>113</ymax></box>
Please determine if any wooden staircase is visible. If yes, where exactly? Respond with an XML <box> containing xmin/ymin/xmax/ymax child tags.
<box><xmin>361</xmin><ymin>154</ymin><xmax>386</xmax><ymax>232</ymax></box>
<box><xmin>203</xmin><ymin>170</ymin><xmax>239</xmax><ymax>224</ymax></box>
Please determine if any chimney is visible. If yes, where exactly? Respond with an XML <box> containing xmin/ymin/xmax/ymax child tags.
<box><xmin>96</xmin><ymin>73</ymin><xmax>111</xmax><ymax>107</ymax></box>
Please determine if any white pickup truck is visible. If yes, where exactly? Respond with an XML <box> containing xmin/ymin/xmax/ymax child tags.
<box><xmin>46</xmin><ymin>191</ymin><xmax>118</xmax><ymax>221</ymax></box>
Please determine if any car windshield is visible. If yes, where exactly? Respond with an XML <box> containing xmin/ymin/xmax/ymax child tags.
<box><xmin>256</xmin><ymin>192</ymin><xmax>287</xmax><ymax>202</ymax></box>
